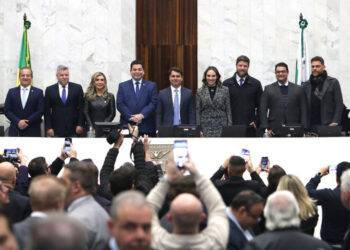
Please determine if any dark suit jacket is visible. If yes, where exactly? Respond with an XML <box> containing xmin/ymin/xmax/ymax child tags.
<box><xmin>260</xmin><ymin>82</ymin><xmax>307</xmax><ymax>130</ymax></box>
<box><xmin>117</xmin><ymin>79</ymin><xmax>158</xmax><ymax>134</ymax></box>
<box><xmin>227</xmin><ymin>217</ymin><xmax>254</xmax><ymax>250</ymax></box>
<box><xmin>14</xmin><ymin>216</ymin><xmax>41</xmax><ymax>250</ymax></box>
<box><xmin>7</xmin><ymin>189</ymin><xmax>32</xmax><ymax>223</ymax></box>
<box><xmin>223</xmin><ymin>74</ymin><xmax>263</xmax><ymax>126</ymax></box>
<box><xmin>44</xmin><ymin>82</ymin><xmax>84</xmax><ymax>137</ymax></box>
<box><xmin>156</xmin><ymin>86</ymin><xmax>195</xmax><ymax>128</ymax></box>
<box><xmin>244</xmin><ymin>228</ymin><xmax>331</xmax><ymax>250</ymax></box>
<box><xmin>4</xmin><ymin>86</ymin><xmax>44</xmax><ymax>136</ymax></box>
<box><xmin>211</xmin><ymin>167</ymin><xmax>267</xmax><ymax>206</ymax></box>
<box><xmin>303</xmin><ymin>76</ymin><xmax>343</xmax><ymax>127</ymax></box>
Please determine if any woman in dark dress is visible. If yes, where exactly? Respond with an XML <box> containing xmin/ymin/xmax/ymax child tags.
<box><xmin>84</xmin><ymin>72</ymin><xmax>115</xmax><ymax>137</ymax></box>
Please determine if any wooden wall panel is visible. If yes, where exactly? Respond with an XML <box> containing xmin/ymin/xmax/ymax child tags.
<box><xmin>136</xmin><ymin>0</ymin><xmax>197</xmax><ymax>93</ymax></box>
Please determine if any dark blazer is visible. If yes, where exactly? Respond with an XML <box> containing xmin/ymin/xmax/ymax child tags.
<box><xmin>260</xmin><ymin>82</ymin><xmax>307</xmax><ymax>130</ymax></box>
<box><xmin>303</xmin><ymin>76</ymin><xmax>343</xmax><ymax>127</ymax></box>
<box><xmin>44</xmin><ymin>82</ymin><xmax>84</xmax><ymax>137</ymax></box>
<box><xmin>7</xmin><ymin>189</ymin><xmax>32</xmax><ymax>223</ymax></box>
<box><xmin>306</xmin><ymin>176</ymin><xmax>350</xmax><ymax>244</ymax></box>
<box><xmin>4</xmin><ymin>86</ymin><xmax>44</xmax><ymax>136</ymax></box>
<box><xmin>196</xmin><ymin>85</ymin><xmax>232</xmax><ymax>137</ymax></box>
<box><xmin>156</xmin><ymin>86</ymin><xmax>195</xmax><ymax>128</ymax></box>
<box><xmin>243</xmin><ymin>228</ymin><xmax>331</xmax><ymax>250</ymax></box>
<box><xmin>223</xmin><ymin>74</ymin><xmax>263</xmax><ymax>126</ymax></box>
<box><xmin>227</xmin><ymin>217</ymin><xmax>254</xmax><ymax>250</ymax></box>
<box><xmin>211</xmin><ymin>167</ymin><xmax>267</xmax><ymax>206</ymax></box>
<box><xmin>117</xmin><ymin>79</ymin><xmax>158</xmax><ymax>134</ymax></box>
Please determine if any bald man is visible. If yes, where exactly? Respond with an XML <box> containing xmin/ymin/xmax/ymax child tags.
<box><xmin>0</xmin><ymin>162</ymin><xmax>31</xmax><ymax>223</ymax></box>
<box><xmin>147</xmin><ymin>154</ymin><xmax>229</xmax><ymax>249</ymax></box>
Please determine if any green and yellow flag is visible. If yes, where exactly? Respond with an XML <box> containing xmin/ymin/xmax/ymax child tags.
<box><xmin>16</xmin><ymin>18</ymin><xmax>32</xmax><ymax>86</ymax></box>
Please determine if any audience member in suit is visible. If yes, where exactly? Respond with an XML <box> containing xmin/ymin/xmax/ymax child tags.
<box><xmin>83</xmin><ymin>72</ymin><xmax>115</xmax><ymax>137</ymax></box>
<box><xmin>156</xmin><ymin>67</ymin><xmax>195</xmax><ymax>128</ymax></box>
<box><xmin>211</xmin><ymin>155</ymin><xmax>267</xmax><ymax>206</ymax></box>
<box><xmin>260</xmin><ymin>62</ymin><xmax>307</xmax><ymax>137</ymax></box>
<box><xmin>303</xmin><ymin>56</ymin><xmax>344</xmax><ymax>130</ymax></box>
<box><xmin>117</xmin><ymin>60</ymin><xmax>158</xmax><ymax>136</ymax></box>
<box><xmin>14</xmin><ymin>175</ymin><xmax>66</xmax><ymax>250</ymax></box>
<box><xmin>244</xmin><ymin>191</ymin><xmax>331</xmax><ymax>250</ymax></box>
<box><xmin>26</xmin><ymin>214</ymin><xmax>88</xmax><ymax>250</ymax></box>
<box><xmin>61</xmin><ymin>161</ymin><xmax>110</xmax><ymax>250</ymax></box>
<box><xmin>340</xmin><ymin>169</ymin><xmax>350</xmax><ymax>250</ymax></box>
<box><xmin>105</xmin><ymin>190</ymin><xmax>152</xmax><ymax>250</ymax></box>
<box><xmin>4</xmin><ymin>67</ymin><xmax>44</xmax><ymax>137</ymax></box>
<box><xmin>45</xmin><ymin>65</ymin><xmax>84</xmax><ymax>137</ymax></box>
<box><xmin>0</xmin><ymin>204</ymin><xmax>19</xmax><ymax>250</ymax></box>
<box><xmin>307</xmin><ymin>163</ymin><xmax>350</xmax><ymax>249</ymax></box>
<box><xmin>196</xmin><ymin>66</ymin><xmax>232</xmax><ymax>137</ymax></box>
<box><xmin>277</xmin><ymin>175</ymin><xmax>318</xmax><ymax>235</ymax></box>
<box><xmin>226</xmin><ymin>190</ymin><xmax>264</xmax><ymax>250</ymax></box>
<box><xmin>223</xmin><ymin>56</ymin><xmax>263</xmax><ymax>136</ymax></box>
<box><xmin>0</xmin><ymin>162</ymin><xmax>31</xmax><ymax>223</ymax></box>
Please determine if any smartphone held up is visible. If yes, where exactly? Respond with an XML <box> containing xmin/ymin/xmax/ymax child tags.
<box><xmin>173</xmin><ymin>140</ymin><xmax>189</xmax><ymax>169</ymax></box>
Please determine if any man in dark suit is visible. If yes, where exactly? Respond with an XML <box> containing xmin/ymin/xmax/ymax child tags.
<box><xmin>117</xmin><ymin>60</ymin><xmax>158</xmax><ymax>136</ymax></box>
<box><xmin>303</xmin><ymin>56</ymin><xmax>343</xmax><ymax>131</ymax></box>
<box><xmin>260</xmin><ymin>62</ymin><xmax>307</xmax><ymax>137</ymax></box>
<box><xmin>226</xmin><ymin>190</ymin><xmax>264</xmax><ymax>250</ymax></box>
<box><xmin>0</xmin><ymin>162</ymin><xmax>31</xmax><ymax>223</ymax></box>
<box><xmin>14</xmin><ymin>175</ymin><xmax>66</xmax><ymax>250</ymax></box>
<box><xmin>156</xmin><ymin>67</ymin><xmax>195</xmax><ymax>128</ymax></box>
<box><xmin>4</xmin><ymin>67</ymin><xmax>44</xmax><ymax>137</ymax></box>
<box><xmin>44</xmin><ymin>65</ymin><xmax>84</xmax><ymax>137</ymax></box>
<box><xmin>211</xmin><ymin>155</ymin><xmax>267</xmax><ymax>206</ymax></box>
<box><xmin>223</xmin><ymin>55</ymin><xmax>263</xmax><ymax>136</ymax></box>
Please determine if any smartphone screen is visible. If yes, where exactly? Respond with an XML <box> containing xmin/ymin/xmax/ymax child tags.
<box><xmin>4</xmin><ymin>149</ymin><xmax>18</xmax><ymax>159</ymax></box>
<box><xmin>121</xmin><ymin>128</ymin><xmax>129</xmax><ymax>136</ymax></box>
<box><xmin>240</xmin><ymin>148</ymin><xmax>250</xmax><ymax>162</ymax></box>
<box><xmin>173</xmin><ymin>140</ymin><xmax>188</xmax><ymax>169</ymax></box>
<box><xmin>64</xmin><ymin>138</ymin><xmax>72</xmax><ymax>152</ymax></box>
<box><xmin>261</xmin><ymin>157</ymin><xmax>269</xmax><ymax>171</ymax></box>
<box><xmin>329</xmin><ymin>164</ymin><xmax>337</xmax><ymax>173</ymax></box>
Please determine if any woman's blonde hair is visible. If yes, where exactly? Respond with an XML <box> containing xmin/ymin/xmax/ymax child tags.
<box><xmin>85</xmin><ymin>72</ymin><xmax>108</xmax><ymax>101</ymax></box>
<box><xmin>277</xmin><ymin>174</ymin><xmax>316</xmax><ymax>220</ymax></box>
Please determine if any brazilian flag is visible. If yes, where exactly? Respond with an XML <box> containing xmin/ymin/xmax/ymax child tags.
<box><xmin>17</xmin><ymin>18</ymin><xmax>32</xmax><ymax>86</ymax></box>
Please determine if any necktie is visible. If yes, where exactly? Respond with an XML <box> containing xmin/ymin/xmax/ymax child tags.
<box><xmin>239</xmin><ymin>78</ymin><xmax>244</xmax><ymax>86</ymax></box>
<box><xmin>173</xmin><ymin>89</ymin><xmax>180</xmax><ymax>125</ymax></box>
<box><xmin>62</xmin><ymin>86</ymin><xmax>67</xmax><ymax>104</ymax></box>
<box><xmin>21</xmin><ymin>88</ymin><xmax>27</xmax><ymax>109</ymax></box>
<box><xmin>135</xmin><ymin>82</ymin><xmax>140</xmax><ymax>98</ymax></box>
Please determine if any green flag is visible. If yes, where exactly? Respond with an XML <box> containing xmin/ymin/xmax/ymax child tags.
<box><xmin>17</xmin><ymin>19</ymin><xmax>32</xmax><ymax>86</ymax></box>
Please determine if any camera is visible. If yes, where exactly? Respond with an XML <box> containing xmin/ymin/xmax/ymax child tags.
<box><xmin>106</xmin><ymin>128</ymin><xmax>122</xmax><ymax>145</ymax></box>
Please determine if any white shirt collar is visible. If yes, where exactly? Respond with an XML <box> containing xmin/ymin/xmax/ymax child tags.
<box><xmin>278</xmin><ymin>81</ymin><xmax>289</xmax><ymax>86</ymax></box>
<box><xmin>31</xmin><ymin>211</ymin><xmax>48</xmax><ymax>218</ymax></box>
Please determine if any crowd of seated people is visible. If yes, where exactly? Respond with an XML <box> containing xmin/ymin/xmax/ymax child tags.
<box><xmin>2</xmin><ymin>55</ymin><xmax>347</xmax><ymax>138</ymax></box>
<box><xmin>0</xmin><ymin>123</ymin><xmax>349</xmax><ymax>250</ymax></box>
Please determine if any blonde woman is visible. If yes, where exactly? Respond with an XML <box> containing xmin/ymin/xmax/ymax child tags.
<box><xmin>277</xmin><ymin>174</ymin><xmax>318</xmax><ymax>235</ymax></box>
<box><xmin>84</xmin><ymin>72</ymin><xmax>116</xmax><ymax>136</ymax></box>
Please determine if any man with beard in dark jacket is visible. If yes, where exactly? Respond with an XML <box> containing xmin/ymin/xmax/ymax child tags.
<box><xmin>303</xmin><ymin>56</ymin><xmax>343</xmax><ymax>131</ymax></box>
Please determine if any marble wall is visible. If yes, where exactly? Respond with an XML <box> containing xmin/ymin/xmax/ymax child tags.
<box><xmin>0</xmin><ymin>0</ymin><xmax>136</xmax><ymax>125</ymax></box>
<box><xmin>1</xmin><ymin>0</ymin><xmax>350</xmax><ymax>128</ymax></box>
<box><xmin>198</xmin><ymin>0</ymin><xmax>350</xmax><ymax>107</ymax></box>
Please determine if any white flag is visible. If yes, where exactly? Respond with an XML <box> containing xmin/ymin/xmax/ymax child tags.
<box><xmin>295</xmin><ymin>17</ymin><xmax>310</xmax><ymax>85</ymax></box>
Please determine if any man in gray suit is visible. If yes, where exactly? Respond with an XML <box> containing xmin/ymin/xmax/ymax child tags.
<box><xmin>14</xmin><ymin>175</ymin><xmax>66</xmax><ymax>250</ymax></box>
<box><xmin>61</xmin><ymin>161</ymin><xmax>110</xmax><ymax>250</ymax></box>
<box><xmin>260</xmin><ymin>62</ymin><xmax>307</xmax><ymax>137</ymax></box>
<box><xmin>303</xmin><ymin>56</ymin><xmax>343</xmax><ymax>130</ymax></box>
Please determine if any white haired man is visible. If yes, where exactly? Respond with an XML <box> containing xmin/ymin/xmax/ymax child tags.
<box><xmin>243</xmin><ymin>190</ymin><xmax>331</xmax><ymax>250</ymax></box>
